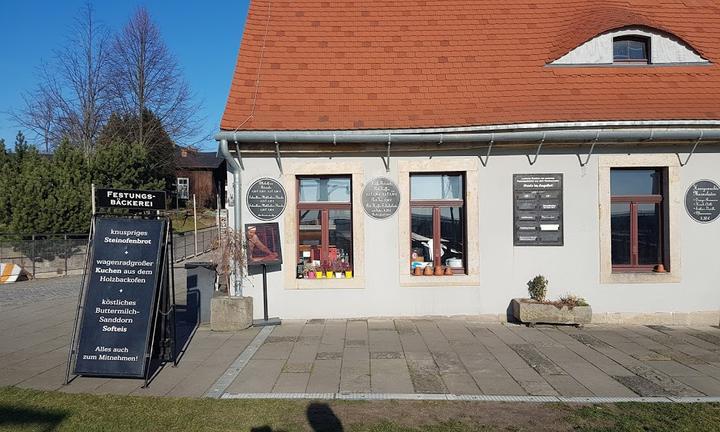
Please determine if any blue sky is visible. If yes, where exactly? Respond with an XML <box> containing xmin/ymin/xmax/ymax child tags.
<box><xmin>0</xmin><ymin>1</ymin><xmax>250</xmax><ymax>151</ymax></box>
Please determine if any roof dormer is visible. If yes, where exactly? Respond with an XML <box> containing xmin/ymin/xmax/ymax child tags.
<box><xmin>550</xmin><ymin>26</ymin><xmax>708</xmax><ymax>66</ymax></box>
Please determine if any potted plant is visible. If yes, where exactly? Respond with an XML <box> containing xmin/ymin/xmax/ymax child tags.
<box><xmin>323</xmin><ymin>260</ymin><xmax>333</xmax><ymax>279</ymax></box>
<box><xmin>305</xmin><ymin>263</ymin><xmax>316</xmax><ymax>279</ymax></box>
<box><xmin>342</xmin><ymin>261</ymin><xmax>353</xmax><ymax>279</ymax></box>
<box><xmin>510</xmin><ymin>275</ymin><xmax>591</xmax><ymax>327</ymax></box>
<box><xmin>332</xmin><ymin>259</ymin><xmax>344</xmax><ymax>279</ymax></box>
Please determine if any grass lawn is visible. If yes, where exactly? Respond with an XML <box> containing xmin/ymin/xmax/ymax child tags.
<box><xmin>169</xmin><ymin>210</ymin><xmax>217</xmax><ymax>233</ymax></box>
<box><xmin>2</xmin><ymin>387</ymin><xmax>720</xmax><ymax>431</ymax></box>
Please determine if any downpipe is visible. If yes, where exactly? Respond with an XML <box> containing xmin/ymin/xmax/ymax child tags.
<box><xmin>218</xmin><ymin>139</ymin><xmax>243</xmax><ymax>296</ymax></box>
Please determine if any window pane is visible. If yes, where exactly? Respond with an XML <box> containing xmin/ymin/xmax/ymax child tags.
<box><xmin>299</xmin><ymin>177</ymin><xmax>351</xmax><ymax>202</ymax></box>
<box><xmin>628</xmin><ymin>40</ymin><xmax>647</xmax><ymax>60</ymax></box>
<box><xmin>299</xmin><ymin>210</ymin><xmax>322</xmax><ymax>261</ymax></box>
<box><xmin>638</xmin><ymin>203</ymin><xmax>662</xmax><ymax>265</ymax></box>
<box><xmin>329</xmin><ymin>210</ymin><xmax>352</xmax><ymax>269</ymax></box>
<box><xmin>613</xmin><ymin>40</ymin><xmax>629</xmax><ymax>60</ymax></box>
<box><xmin>611</xmin><ymin>169</ymin><xmax>662</xmax><ymax>196</ymax></box>
<box><xmin>611</xmin><ymin>203</ymin><xmax>631</xmax><ymax>265</ymax></box>
<box><xmin>177</xmin><ymin>178</ymin><xmax>189</xmax><ymax>199</ymax></box>
<box><xmin>411</xmin><ymin>207</ymin><xmax>434</xmax><ymax>263</ymax></box>
<box><xmin>440</xmin><ymin>206</ymin><xmax>464</xmax><ymax>267</ymax></box>
<box><xmin>410</xmin><ymin>174</ymin><xmax>463</xmax><ymax>200</ymax></box>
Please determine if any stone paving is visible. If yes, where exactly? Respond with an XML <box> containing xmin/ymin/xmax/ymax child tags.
<box><xmin>0</xmin><ymin>274</ymin><xmax>82</xmax><ymax>309</ymax></box>
<box><xmin>221</xmin><ymin>319</ymin><xmax>720</xmax><ymax>398</ymax></box>
<box><xmin>2</xmin><ymin>274</ymin><xmax>720</xmax><ymax>399</ymax></box>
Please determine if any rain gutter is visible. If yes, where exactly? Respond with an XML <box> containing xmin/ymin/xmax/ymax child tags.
<box><xmin>215</xmin><ymin>124</ymin><xmax>720</xmax><ymax>146</ymax></box>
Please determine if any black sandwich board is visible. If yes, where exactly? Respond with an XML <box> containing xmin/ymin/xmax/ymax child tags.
<box><xmin>73</xmin><ymin>218</ymin><xmax>165</xmax><ymax>377</ymax></box>
<box><xmin>66</xmin><ymin>188</ymin><xmax>177</xmax><ymax>387</ymax></box>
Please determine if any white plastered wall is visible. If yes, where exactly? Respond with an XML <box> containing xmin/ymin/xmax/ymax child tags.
<box><xmin>226</xmin><ymin>149</ymin><xmax>720</xmax><ymax>322</ymax></box>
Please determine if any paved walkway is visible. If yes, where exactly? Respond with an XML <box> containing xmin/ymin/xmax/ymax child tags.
<box><xmin>2</xmin><ymin>275</ymin><xmax>720</xmax><ymax>400</ymax></box>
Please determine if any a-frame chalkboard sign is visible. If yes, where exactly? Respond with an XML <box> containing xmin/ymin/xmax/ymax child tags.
<box><xmin>64</xmin><ymin>186</ymin><xmax>177</xmax><ymax>388</ymax></box>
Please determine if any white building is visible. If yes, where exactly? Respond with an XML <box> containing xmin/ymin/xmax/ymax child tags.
<box><xmin>216</xmin><ymin>1</ymin><xmax>720</xmax><ymax>324</ymax></box>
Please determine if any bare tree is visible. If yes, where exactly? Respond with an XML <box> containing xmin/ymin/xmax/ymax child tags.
<box><xmin>109</xmin><ymin>7</ymin><xmax>204</xmax><ymax>148</ymax></box>
<box><xmin>9</xmin><ymin>3</ymin><xmax>111</xmax><ymax>155</ymax></box>
<box><xmin>12</xmin><ymin>89</ymin><xmax>57</xmax><ymax>153</ymax></box>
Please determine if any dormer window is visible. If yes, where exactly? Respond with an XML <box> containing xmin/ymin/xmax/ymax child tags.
<box><xmin>613</xmin><ymin>36</ymin><xmax>650</xmax><ymax>64</ymax></box>
<box><xmin>551</xmin><ymin>27</ymin><xmax>707</xmax><ymax>66</ymax></box>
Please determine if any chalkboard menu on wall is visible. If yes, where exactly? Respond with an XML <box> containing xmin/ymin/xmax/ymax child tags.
<box><xmin>513</xmin><ymin>174</ymin><xmax>564</xmax><ymax>246</ymax></box>
<box><xmin>246</xmin><ymin>178</ymin><xmax>286</xmax><ymax>221</ymax></box>
<box><xmin>685</xmin><ymin>180</ymin><xmax>720</xmax><ymax>223</ymax></box>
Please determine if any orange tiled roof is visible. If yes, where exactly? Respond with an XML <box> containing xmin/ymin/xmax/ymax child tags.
<box><xmin>220</xmin><ymin>0</ymin><xmax>720</xmax><ymax>131</ymax></box>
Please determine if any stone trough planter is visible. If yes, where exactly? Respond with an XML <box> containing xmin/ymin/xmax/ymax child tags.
<box><xmin>210</xmin><ymin>296</ymin><xmax>253</xmax><ymax>331</ymax></box>
<box><xmin>511</xmin><ymin>298</ymin><xmax>591</xmax><ymax>327</ymax></box>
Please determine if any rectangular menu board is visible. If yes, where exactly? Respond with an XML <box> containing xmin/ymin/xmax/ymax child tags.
<box><xmin>513</xmin><ymin>174</ymin><xmax>564</xmax><ymax>246</ymax></box>
<box><xmin>74</xmin><ymin>218</ymin><xmax>165</xmax><ymax>378</ymax></box>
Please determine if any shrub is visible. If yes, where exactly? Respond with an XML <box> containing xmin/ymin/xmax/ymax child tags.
<box><xmin>558</xmin><ymin>294</ymin><xmax>589</xmax><ymax>308</ymax></box>
<box><xmin>527</xmin><ymin>275</ymin><xmax>548</xmax><ymax>302</ymax></box>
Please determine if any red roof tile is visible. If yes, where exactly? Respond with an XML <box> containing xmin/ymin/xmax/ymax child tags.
<box><xmin>220</xmin><ymin>0</ymin><xmax>720</xmax><ymax>131</ymax></box>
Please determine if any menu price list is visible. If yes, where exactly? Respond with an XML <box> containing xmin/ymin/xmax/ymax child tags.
<box><xmin>513</xmin><ymin>174</ymin><xmax>564</xmax><ymax>246</ymax></box>
<box><xmin>74</xmin><ymin>218</ymin><xmax>165</xmax><ymax>378</ymax></box>
<box><xmin>246</xmin><ymin>178</ymin><xmax>287</xmax><ymax>221</ymax></box>
<box><xmin>685</xmin><ymin>180</ymin><xmax>720</xmax><ymax>223</ymax></box>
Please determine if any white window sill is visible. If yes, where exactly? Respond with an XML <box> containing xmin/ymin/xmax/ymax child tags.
<box><xmin>399</xmin><ymin>273</ymin><xmax>480</xmax><ymax>288</ymax></box>
<box><xmin>602</xmin><ymin>271</ymin><xmax>680</xmax><ymax>284</ymax></box>
<box><xmin>291</xmin><ymin>277</ymin><xmax>365</xmax><ymax>290</ymax></box>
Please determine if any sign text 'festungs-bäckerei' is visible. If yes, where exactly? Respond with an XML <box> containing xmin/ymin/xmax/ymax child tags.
<box><xmin>96</xmin><ymin>188</ymin><xmax>166</xmax><ymax>210</ymax></box>
<box><xmin>74</xmin><ymin>218</ymin><xmax>165</xmax><ymax>378</ymax></box>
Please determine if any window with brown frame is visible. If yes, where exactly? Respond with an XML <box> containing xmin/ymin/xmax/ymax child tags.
<box><xmin>610</xmin><ymin>168</ymin><xmax>667</xmax><ymax>272</ymax></box>
<box><xmin>613</xmin><ymin>36</ymin><xmax>650</xmax><ymax>64</ymax></box>
<box><xmin>297</xmin><ymin>176</ymin><xmax>353</xmax><ymax>278</ymax></box>
<box><xmin>410</xmin><ymin>173</ymin><xmax>466</xmax><ymax>274</ymax></box>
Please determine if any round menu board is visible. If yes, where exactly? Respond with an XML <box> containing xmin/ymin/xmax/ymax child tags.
<box><xmin>685</xmin><ymin>180</ymin><xmax>720</xmax><ymax>223</ymax></box>
<box><xmin>362</xmin><ymin>177</ymin><xmax>400</xmax><ymax>219</ymax></box>
<box><xmin>246</xmin><ymin>178</ymin><xmax>286</xmax><ymax>221</ymax></box>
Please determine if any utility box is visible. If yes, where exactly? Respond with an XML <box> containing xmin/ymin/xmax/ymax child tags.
<box><xmin>184</xmin><ymin>262</ymin><xmax>217</xmax><ymax>324</ymax></box>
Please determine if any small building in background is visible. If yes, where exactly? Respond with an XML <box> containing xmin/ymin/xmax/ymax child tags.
<box><xmin>175</xmin><ymin>146</ymin><xmax>226</xmax><ymax>209</ymax></box>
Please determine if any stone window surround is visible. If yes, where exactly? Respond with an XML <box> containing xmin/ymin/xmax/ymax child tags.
<box><xmin>398</xmin><ymin>158</ymin><xmax>481</xmax><ymax>287</ymax></box>
<box><xmin>281</xmin><ymin>161</ymin><xmax>365</xmax><ymax>290</ymax></box>
<box><xmin>598</xmin><ymin>154</ymin><xmax>682</xmax><ymax>284</ymax></box>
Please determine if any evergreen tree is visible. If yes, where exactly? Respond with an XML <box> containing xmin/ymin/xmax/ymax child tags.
<box><xmin>13</xmin><ymin>131</ymin><xmax>31</xmax><ymax>162</ymax></box>
<box><xmin>98</xmin><ymin>110</ymin><xmax>176</xmax><ymax>189</ymax></box>
<box><xmin>0</xmin><ymin>138</ymin><xmax>11</xmax><ymax>231</ymax></box>
<box><xmin>51</xmin><ymin>139</ymin><xmax>92</xmax><ymax>233</ymax></box>
<box><xmin>9</xmin><ymin>145</ymin><xmax>56</xmax><ymax>235</ymax></box>
<box><xmin>92</xmin><ymin>139</ymin><xmax>165</xmax><ymax>191</ymax></box>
